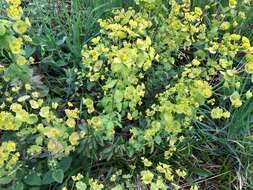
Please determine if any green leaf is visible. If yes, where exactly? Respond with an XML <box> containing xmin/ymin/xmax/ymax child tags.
<box><xmin>0</xmin><ymin>176</ymin><xmax>12</xmax><ymax>185</ymax></box>
<box><xmin>191</xmin><ymin>90</ymin><xmax>205</xmax><ymax>105</ymax></box>
<box><xmin>24</xmin><ymin>46</ymin><xmax>36</xmax><ymax>57</ymax></box>
<box><xmin>12</xmin><ymin>182</ymin><xmax>24</xmax><ymax>190</ymax></box>
<box><xmin>114</xmin><ymin>90</ymin><xmax>123</xmax><ymax>112</ymax></box>
<box><xmin>104</xmin><ymin>79</ymin><xmax>117</xmax><ymax>89</ymax></box>
<box><xmin>52</xmin><ymin>169</ymin><xmax>64</xmax><ymax>183</ymax></box>
<box><xmin>76</xmin><ymin>181</ymin><xmax>87</xmax><ymax>190</ymax></box>
<box><xmin>0</xmin><ymin>24</ymin><xmax>6</xmax><ymax>36</ymax></box>
<box><xmin>24</xmin><ymin>173</ymin><xmax>42</xmax><ymax>186</ymax></box>
<box><xmin>42</xmin><ymin>171</ymin><xmax>54</xmax><ymax>185</ymax></box>
<box><xmin>29</xmin><ymin>187</ymin><xmax>40</xmax><ymax>190</ymax></box>
<box><xmin>100</xmin><ymin>146</ymin><xmax>113</xmax><ymax>160</ymax></box>
<box><xmin>154</xmin><ymin>135</ymin><xmax>161</xmax><ymax>144</ymax></box>
<box><xmin>0</xmin><ymin>35</ymin><xmax>10</xmax><ymax>50</ymax></box>
<box><xmin>59</xmin><ymin>156</ymin><xmax>72</xmax><ymax>172</ymax></box>
<box><xmin>4</xmin><ymin>64</ymin><xmax>33</xmax><ymax>82</ymax></box>
<box><xmin>191</xmin><ymin>168</ymin><xmax>213</xmax><ymax>177</ymax></box>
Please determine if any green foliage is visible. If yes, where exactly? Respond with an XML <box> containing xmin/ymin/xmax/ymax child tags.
<box><xmin>52</xmin><ymin>169</ymin><xmax>64</xmax><ymax>183</ymax></box>
<box><xmin>25</xmin><ymin>0</ymin><xmax>134</xmax><ymax>98</ymax></box>
<box><xmin>0</xmin><ymin>0</ymin><xmax>253</xmax><ymax>190</ymax></box>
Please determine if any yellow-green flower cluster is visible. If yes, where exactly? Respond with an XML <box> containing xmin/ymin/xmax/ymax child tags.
<box><xmin>0</xmin><ymin>0</ymin><xmax>32</xmax><ymax>68</ymax></box>
<box><xmin>83</xmin><ymin>97</ymin><xmax>95</xmax><ymax>114</ymax></box>
<box><xmin>152</xmin><ymin>0</ymin><xmax>205</xmax><ymax>66</ymax></box>
<box><xmin>230</xmin><ymin>91</ymin><xmax>243</xmax><ymax>108</ymax></box>
<box><xmin>211</xmin><ymin>107</ymin><xmax>230</xmax><ymax>119</ymax></box>
<box><xmin>129</xmin><ymin>76</ymin><xmax>213</xmax><ymax>155</ymax></box>
<box><xmin>0</xmin><ymin>141</ymin><xmax>20</xmax><ymax>170</ymax></box>
<box><xmin>0</xmin><ymin>83</ymin><xmax>88</xmax><ymax>181</ymax></box>
<box><xmin>245</xmin><ymin>90</ymin><xmax>252</xmax><ymax>99</ymax></box>
<box><xmin>0</xmin><ymin>0</ymin><xmax>253</xmax><ymax>189</ymax></box>
<box><xmin>65</xmin><ymin>107</ymin><xmax>79</xmax><ymax>128</ymax></box>
<box><xmin>6</xmin><ymin>0</ymin><xmax>23</xmax><ymax>20</ymax></box>
<box><xmin>89</xmin><ymin>179</ymin><xmax>104</xmax><ymax>190</ymax></box>
<box><xmin>80</xmin><ymin>8</ymin><xmax>157</xmax><ymax>139</ymax></box>
<box><xmin>245</xmin><ymin>62</ymin><xmax>253</xmax><ymax>74</ymax></box>
<box><xmin>229</xmin><ymin>0</ymin><xmax>237</xmax><ymax>8</ymax></box>
<box><xmin>141</xmin><ymin>170</ymin><xmax>154</xmax><ymax>184</ymax></box>
<box><xmin>0</xmin><ymin>111</ymin><xmax>20</xmax><ymax>130</ymax></box>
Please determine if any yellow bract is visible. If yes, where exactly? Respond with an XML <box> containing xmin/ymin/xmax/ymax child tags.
<box><xmin>66</xmin><ymin>118</ymin><xmax>76</xmax><ymax>128</ymax></box>
<box><xmin>9</xmin><ymin>38</ymin><xmax>22</xmax><ymax>54</ymax></box>
<box><xmin>176</xmin><ymin>169</ymin><xmax>187</xmax><ymax>178</ymax></box>
<box><xmin>246</xmin><ymin>90</ymin><xmax>252</xmax><ymax>99</ymax></box>
<box><xmin>229</xmin><ymin>0</ymin><xmax>237</xmax><ymax>8</ymax></box>
<box><xmin>16</xmin><ymin>55</ymin><xmax>26</xmax><ymax>65</ymax></box>
<box><xmin>242</xmin><ymin>36</ymin><xmax>251</xmax><ymax>49</ymax></box>
<box><xmin>230</xmin><ymin>91</ymin><xmax>242</xmax><ymax>108</ymax></box>
<box><xmin>220</xmin><ymin>22</ymin><xmax>230</xmax><ymax>31</ymax></box>
<box><xmin>83</xmin><ymin>98</ymin><xmax>95</xmax><ymax>114</ymax></box>
<box><xmin>141</xmin><ymin>170</ymin><xmax>154</xmax><ymax>184</ymax></box>
<box><xmin>69</xmin><ymin>132</ymin><xmax>80</xmax><ymax>145</ymax></box>
<box><xmin>13</xmin><ymin>20</ymin><xmax>27</xmax><ymax>34</ymax></box>
<box><xmin>245</xmin><ymin>62</ymin><xmax>253</xmax><ymax>74</ymax></box>
<box><xmin>39</xmin><ymin>106</ymin><xmax>51</xmax><ymax>120</ymax></box>
<box><xmin>211</xmin><ymin>107</ymin><xmax>230</xmax><ymax>119</ymax></box>
<box><xmin>6</xmin><ymin>0</ymin><xmax>21</xmax><ymax>7</ymax></box>
<box><xmin>0</xmin><ymin>0</ymin><xmax>253</xmax><ymax>188</ymax></box>
<box><xmin>192</xmin><ymin>59</ymin><xmax>200</xmax><ymax>66</ymax></box>
<box><xmin>6</xmin><ymin>5</ymin><xmax>23</xmax><ymax>20</ymax></box>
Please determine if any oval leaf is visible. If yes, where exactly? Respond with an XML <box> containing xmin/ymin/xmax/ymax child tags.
<box><xmin>52</xmin><ymin>169</ymin><xmax>64</xmax><ymax>183</ymax></box>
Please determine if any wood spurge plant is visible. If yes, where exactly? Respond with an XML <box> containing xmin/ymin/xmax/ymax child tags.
<box><xmin>0</xmin><ymin>0</ymin><xmax>252</xmax><ymax>189</ymax></box>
